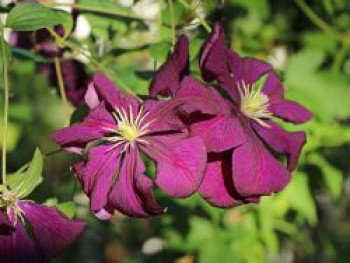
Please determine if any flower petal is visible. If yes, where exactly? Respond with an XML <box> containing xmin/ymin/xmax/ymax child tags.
<box><xmin>51</xmin><ymin>103</ymin><xmax>115</xmax><ymax>153</ymax></box>
<box><xmin>232</xmin><ymin>130</ymin><xmax>291</xmax><ymax>197</ymax></box>
<box><xmin>74</xmin><ymin>144</ymin><xmax>121</xmax><ymax>217</ymax></box>
<box><xmin>190</xmin><ymin>115</ymin><xmax>245</xmax><ymax>152</ymax></box>
<box><xmin>253</xmin><ymin>121</ymin><xmax>306</xmax><ymax>171</ymax></box>
<box><xmin>0</xmin><ymin>211</ymin><xmax>15</xmax><ymax>235</ymax></box>
<box><xmin>150</xmin><ymin>35</ymin><xmax>189</xmax><ymax>97</ymax></box>
<box><xmin>199</xmin><ymin>152</ymin><xmax>245</xmax><ymax>208</ymax></box>
<box><xmin>176</xmin><ymin>76</ymin><xmax>231</xmax><ymax>115</ymax></box>
<box><xmin>142</xmin><ymin>134</ymin><xmax>206</xmax><ymax>198</ymax></box>
<box><xmin>18</xmin><ymin>201</ymin><xmax>85</xmax><ymax>261</ymax></box>
<box><xmin>93</xmin><ymin>73</ymin><xmax>140</xmax><ymax>110</ymax></box>
<box><xmin>268</xmin><ymin>100</ymin><xmax>313</xmax><ymax>124</ymax></box>
<box><xmin>107</xmin><ymin>148</ymin><xmax>164</xmax><ymax>217</ymax></box>
<box><xmin>0</xmin><ymin>219</ymin><xmax>41</xmax><ymax>263</ymax></box>
<box><xmin>199</xmin><ymin>22</ymin><xmax>228</xmax><ymax>82</ymax></box>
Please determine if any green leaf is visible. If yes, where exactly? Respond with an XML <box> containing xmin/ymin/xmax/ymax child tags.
<box><xmin>56</xmin><ymin>202</ymin><xmax>77</xmax><ymax>219</ymax></box>
<box><xmin>308</xmin><ymin>154</ymin><xmax>343</xmax><ymax>199</ymax></box>
<box><xmin>6</xmin><ymin>3</ymin><xmax>73</xmax><ymax>37</ymax></box>
<box><xmin>149</xmin><ymin>42</ymin><xmax>172</xmax><ymax>63</ymax></box>
<box><xmin>8</xmin><ymin>148</ymin><xmax>43</xmax><ymax>198</ymax></box>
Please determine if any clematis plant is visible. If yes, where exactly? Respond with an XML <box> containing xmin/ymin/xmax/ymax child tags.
<box><xmin>151</xmin><ymin>22</ymin><xmax>313</xmax><ymax>208</ymax></box>
<box><xmin>0</xmin><ymin>150</ymin><xmax>85</xmax><ymax>263</ymax></box>
<box><xmin>52</xmin><ymin>73</ymin><xmax>207</xmax><ymax>219</ymax></box>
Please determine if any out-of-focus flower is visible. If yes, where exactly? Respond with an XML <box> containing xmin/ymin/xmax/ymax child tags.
<box><xmin>0</xmin><ymin>190</ymin><xmax>85</xmax><ymax>263</ymax></box>
<box><xmin>151</xmin><ymin>23</ymin><xmax>313</xmax><ymax>208</ymax></box>
<box><xmin>52</xmin><ymin>73</ymin><xmax>206</xmax><ymax>219</ymax></box>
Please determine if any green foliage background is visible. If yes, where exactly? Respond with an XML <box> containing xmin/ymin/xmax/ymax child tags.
<box><xmin>1</xmin><ymin>0</ymin><xmax>350</xmax><ymax>262</ymax></box>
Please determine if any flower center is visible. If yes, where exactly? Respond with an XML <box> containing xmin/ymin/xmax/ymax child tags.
<box><xmin>104</xmin><ymin>106</ymin><xmax>151</xmax><ymax>151</ymax></box>
<box><xmin>238</xmin><ymin>81</ymin><xmax>272</xmax><ymax>127</ymax></box>
<box><xmin>0</xmin><ymin>189</ymin><xmax>18</xmax><ymax>209</ymax></box>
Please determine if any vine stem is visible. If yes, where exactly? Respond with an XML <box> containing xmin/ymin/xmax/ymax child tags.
<box><xmin>295</xmin><ymin>0</ymin><xmax>350</xmax><ymax>45</ymax></box>
<box><xmin>53</xmin><ymin>57</ymin><xmax>70</xmax><ymax>118</ymax></box>
<box><xmin>42</xmin><ymin>1</ymin><xmax>155</xmax><ymax>22</ymax></box>
<box><xmin>167</xmin><ymin>0</ymin><xmax>176</xmax><ymax>45</ymax></box>
<box><xmin>1</xmin><ymin>26</ymin><xmax>8</xmax><ymax>186</ymax></box>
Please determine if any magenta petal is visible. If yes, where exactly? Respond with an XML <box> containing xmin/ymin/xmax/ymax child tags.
<box><xmin>191</xmin><ymin>115</ymin><xmax>245</xmax><ymax>152</ymax></box>
<box><xmin>199</xmin><ymin>153</ymin><xmax>243</xmax><ymax>208</ymax></box>
<box><xmin>269</xmin><ymin>100</ymin><xmax>313</xmax><ymax>124</ymax></box>
<box><xmin>261</xmin><ymin>71</ymin><xmax>284</xmax><ymax>103</ymax></box>
<box><xmin>107</xmin><ymin>148</ymin><xmax>164</xmax><ymax>217</ymax></box>
<box><xmin>0</xmin><ymin>218</ymin><xmax>41</xmax><ymax>263</ymax></box>
<box><xmin>18</xmin><ymin>201</ymin><xmax>85</xmax><ymax>261</ymax></box>
<box><xmin>232</xmin><ymin>131</ymin><xmax>291</xmax><ymax>197</ymax></box>
<box><xmin>150</xmin><ymin>35</ymin><xmax>189</xmax><ymax>97</ymax></box>
<box><xmin>142</xmin><ymin>135</ymin><xmax>206</xmax><ymax>198</ymax></box>
<box><xmin>85</xmin><ymin>81</ymin><xmax>100</xmax><ymax>109</ymax></box>
<box><xmin>93</xmin><ymin>73</ymin><xmax>140</xmax><ymax>110</ymax></box>
<box><xmin>199</xmin><ymin>22</ymin><xmax>228</xmax><ymax>82</ymax></box>
<box><xmin>176</xmin><ymin>76</ymin><xmax>231</xmax><ymax>115</ymax></box>
<box><xmin>253</xmin><ymin>121</ymin><xmax>306</xmax><ymax>171</ymax></box>
<box><xmin>51</xmin><ymin>103</ymin><xmax>115</xmax><ymax>153</ymax></box>
<box><xmin>0</xmin><ymin>211</ymin><xmax>15</xmax><ymax>235</ymax></box>
<box><xmin>74</xmin><ymin>144</ymin><xmax>121</xmax><ymax>217</ymax></box>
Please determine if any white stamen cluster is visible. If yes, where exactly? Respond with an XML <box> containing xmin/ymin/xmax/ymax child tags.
<box><xmin>103</xmin><ymin>106</ymin><xmax>151</xmax><ymax>152</ymax></box>
<box><xmin>238</xmin><ymin>81</ymin><xmax>272</xmax><ymax>128</ymax></box>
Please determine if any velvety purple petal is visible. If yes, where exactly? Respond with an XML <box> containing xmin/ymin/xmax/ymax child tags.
<box><xmin>0</xmin><ymin>211</ymin><xmax>15</xmax><ymax>235</ymax></box>
<box><xmin>150</xmin><ymin>35</ymin><xmax>189</xmax><ymax>97</ymax></box>
<box><xmin>51</xmin><ymin>103</ymin><xmax>115</xmax><ymax>153</ymax></box>
<box><xmin>261</xmin><ymin>70</ymin><xmax>284</xmax><ymax>103</ymax></box>
<box><xmin>0</xmin><ymin>219</ymin><xmax>41</xmax><ymax>263</ymax></box>
<box><xmin>253</xmin><ymin>121</ymin><xmax>306</xmax><ymax>171</ymax></box>
<box><xmin>107</xmin><ymin>148</ymin><xmax>164</xmax><ymax>217</ymax></box>
<box><xmin>93</xmin><ymin>73</ymin><xmax>140</xmax><ymax>110</ymax></box>
<box><xmin>190</xmin><ymin>114</ymin><xmax>245</xmax><ymax>152</ymax></box>
<box><xmin>269</xmin><ymin>100</ymin><xmax>313</xmax><ymax>124</ymax></box>
<box><xmin>85</xmin><ymin>81</ymin><xmax>100</xmax><ymax>109</ymax></box>
<box><xmin>176</xmin><ymin>76</ymin><xmax>231</xmax><ymax>115</ymax></box>
<box><xmin>142</xmin><ymin>135</ymin><xmax>206</xmax><ymax>198</ymax></box>
<box><xmin>74</xmin><ymin>144</ymin><xmax>121</xmax><ymax>217</ymax></box>
<box><xmin>199</xmin><ymin>22</ymin><xmax>228</xmax><ymax>82</ymax></box>
<box><xmin>198</xmin><ymin>153</ymin><xmax>243</xmax><ymax>208</ymax></box>
<box><xmin>232</xmin><ymin>130</ymin><xmax>291</xmax><ymax>197</ymax></box>
<box><xmin>18</xmin><ymin>201</ymin><xmax>85</xmax><ymax>261</ymax></box>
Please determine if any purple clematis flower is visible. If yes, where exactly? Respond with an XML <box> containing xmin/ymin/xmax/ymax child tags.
<box><xmin>52</xmin><ymin>73</ymin><xmax>206</xmax><ymax>219</ymax></box>
<box><xmin>151</xmin><ymin>23</ymin><xmax>313</xmax><ymax>208</ymax></box>
<box><xmin>0</xmin><ymin>191</ymin><xmax>85</xmax><ymax>263</ymax></box>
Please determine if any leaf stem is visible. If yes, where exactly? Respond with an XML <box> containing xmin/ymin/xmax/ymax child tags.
<box><xmin>167</xmin><ymin>0</ymin><xmax>176</xmax><ymax>45</ymax></box>
<box><xmin>54</xmin><ymin>57</ymin><xmax>70</xmax><ymax>118</ymax></box>
<box><xmin>1</xmin><ymin>26</ymin><xmax>8</xmax><ymax>186</ymax></box>
<box><xmin>295</xmin><ymin>0</ymin><xmax>350</xmax><ymax>45</ymax></box>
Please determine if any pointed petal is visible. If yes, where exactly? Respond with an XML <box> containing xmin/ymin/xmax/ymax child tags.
<box><xmin>0</xmin><ymin>219</ymin><xmax>41</xmax><ymax>263</ymax></box>
<box><xmin>107</xmin><ymin>148</ymin><xmax>164</xmax><ymax>217</ymax></box>
<box><xmin>176</xmin><ymin>76</ymin><xmax>231</xmax><ymax>115</ymax></box>
<box><xmin>0</xmin><ymin>211</ymin><xmax>15</xmax><ymax>235</ymax></box>
<box><xmin>150</xmin><ymin>35</ymin><xmax>189</xmax><ymax>97</ymax></box>
<box><xmin>190</xmin><ymin>115</ymin><xmax>245</xmax><ymax>152</ymax></box>
<box><xmin>253</xmin><ymin>121</ymin><xmax>306</xmax><ymax>171</ymax></box>
<box><xmin>18</xmin><ymin>201</ymin><xmax>85</xmax><ymax>261</ymax></box>
<box><xmin>51</xmin><ymin>103</ymin><xmax>115</xmax><ymax>153</ymax></box>
<box><xmin>73</xmin><ymin>144</ymin><xmax>121</xmax><ymax>217</ymax></box>
<box><xmin>261</xmin><ymin>71</ymin><xmax>284</xmax><ymax>103</ymax></box>
<box><xmin>269</xmin><ymin>100</ymin><xmax>313</xmax><ymax>124</ymax></box>
<box><xmin>199</xmin><ymin>22</ymin><xmax>228</xmax><ymax>82</ymax></box>
<box><xmin>199</xmin><ymin>152</ymin><xmax>245</xmax><ymax>208</ymax></box>
<box><xmin>142</xmin><ymin>135</ymin><xmax>206</xmax><ymax>198</ymax></box>
<box><xmin>93</xmin><ymin>73</ymin><xmax>140</xmax><ymax>110</ymax></box>
<box><xmin>85</xmin><ymin>81</ymin><xmax>100</xmax><ymax>109</ymax></box>
<box><xmin>232</xmin><ymin>130</ymin><xmax>291</xmax><ymax>197</ymax></box>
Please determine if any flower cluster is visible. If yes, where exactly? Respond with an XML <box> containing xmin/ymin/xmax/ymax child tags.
<box><xmin>53</xmin><ymin>22</ymin><xmax>312</xmax><ymax>218</ymax></box>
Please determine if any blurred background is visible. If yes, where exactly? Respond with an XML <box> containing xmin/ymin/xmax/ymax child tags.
<box><xmin>1</xmin><ymin>0</ymin><xmax>350</xmax><ymax>262</ymax></box>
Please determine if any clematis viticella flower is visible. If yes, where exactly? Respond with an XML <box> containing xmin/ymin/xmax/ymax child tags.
<box><xmin>52</xmin><ymin>73</ymin><xmax>207</xmax><ymax>219</ymax></box>
<box><xmin>0</xmin><ymin>189</ymin><xmax>85</xmax><ymax>263</ymax></box>
<box><xmin>151</xmin><ymin>23</ymin><xmax>313</xmax><ymax>208</ymax></box>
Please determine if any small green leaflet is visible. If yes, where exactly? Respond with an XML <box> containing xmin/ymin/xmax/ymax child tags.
<box><xmin>56</xmin><ymin>202</ymin><xmax>77</xmax><ymax>219</ymax></box>
<box><xmin>6</xmin><ymin>3</ymin><xmax>73</xmax><ymax>38</ymax></box>
<box><xmin>8</xmin><ymin>148</ymin><xmax>43</xmax><ymax>198</ymax></box>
